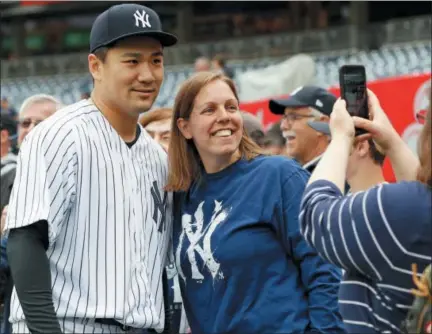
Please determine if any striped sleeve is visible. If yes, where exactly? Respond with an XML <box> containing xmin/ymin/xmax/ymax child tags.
<box><xmin>299</xmin><ymin>180</ymin><xmax>382</xmax><ymax>279</ymax></box>
<box><xmin>5</xmin><ymin>125</ymin><xmax>77</xmax><ymax>246</ymax></box>
<box><xmin>299</xmin><ymin>179</ymin><xmax>429</xmax><ymax>281</ymax></box>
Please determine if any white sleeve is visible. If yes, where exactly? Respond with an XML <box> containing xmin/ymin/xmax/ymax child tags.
<box><xmin>5</xmin><ymin>125</ymin><xmax>77</xmax><ymax>246</ymax></box>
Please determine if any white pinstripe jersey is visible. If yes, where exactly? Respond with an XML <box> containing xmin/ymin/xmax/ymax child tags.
<box><xmin>5</xmin><ymin>100</ymin><xmax>173</xmax><ymax>332</ymax></box>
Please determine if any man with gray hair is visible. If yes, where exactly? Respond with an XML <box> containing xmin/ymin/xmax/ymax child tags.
<box><xmin>17</xmin><ymin>94</ymin><xmax>63</xmax><ymax>147</ymax></box>
<box><xmin>269</xmin><ymin>86</ymin><xmax>336</xmax><ymax>172</ymax></box>
<box><xmin>1</xmin><ymin>93</ymin><xmax>62</xmax><ymax>334</ymax></box>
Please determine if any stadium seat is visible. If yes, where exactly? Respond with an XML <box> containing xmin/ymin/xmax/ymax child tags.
<box><xmin>1</xmin><ymin>42</ymin><xmax>431</xmax><ymax>110</ymax></box>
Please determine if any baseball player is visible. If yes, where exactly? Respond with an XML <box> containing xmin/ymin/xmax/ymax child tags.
<box><xmin>4</xmin><ymin>4</ymin><xmax>177</xmax><ymax>333</ymax></box>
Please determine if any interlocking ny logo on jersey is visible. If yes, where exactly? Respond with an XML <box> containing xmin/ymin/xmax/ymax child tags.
<box><xmin>150</xmin><ymin>181</ymin><xmax>167</xmax><ymax>232</ymax></box>
<box><xmin>176</xmin><ymin>200</ymin><xmax>230</xmax><ymax>282</ymax></box>
<box><xmin>134</xmin><ymin>9</ymin><xmax>151</xmax><ymax>28</ymax></box>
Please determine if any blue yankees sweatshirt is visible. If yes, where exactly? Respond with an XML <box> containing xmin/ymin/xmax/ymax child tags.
<box><xmin>173</xmin><ymin>155</ymin><xmax>345</xmax><ymax>334</ymax></box>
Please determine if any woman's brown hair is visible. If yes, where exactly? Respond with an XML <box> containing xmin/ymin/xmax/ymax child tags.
<box><xmin>166</xmin><ymin>72</ymin><xmax>264</xmax><ymax>192</ymax></box>
<box><xmin>416</xmin><ymin>88</ymin><xmax>431</xmax><ymax>187</ymax></box>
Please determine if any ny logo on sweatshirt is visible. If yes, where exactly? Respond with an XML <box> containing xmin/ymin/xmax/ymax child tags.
<box><xmin>176</xmin><ymin>200</ymin><xmax>230</xmax><ymax>282</ymax></box>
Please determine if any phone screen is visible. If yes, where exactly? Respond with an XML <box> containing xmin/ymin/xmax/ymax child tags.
<box><xmin>342</xmin><ymin>71</ymin><xmax>368</xmax><ymax>118</ymax></box>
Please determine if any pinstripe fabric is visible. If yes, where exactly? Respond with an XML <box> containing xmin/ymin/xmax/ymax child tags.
<box><xmin>5</xmin><ymin>100</ymin><xmax>173</xmax><ymax>333</ymax></box>
<box><xmin>12</xmin><ymin>319</ymin><xmax>146</xmax><ymax>334</ymax></box>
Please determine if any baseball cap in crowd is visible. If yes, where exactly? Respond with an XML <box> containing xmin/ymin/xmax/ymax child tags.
<box><xmin>269</xmin><ymin>85</ymin><xmax>337</xmax><ymax>117</ymax></box>
<box><xmin>269</xmin><ymin>85</ymin><xmax>337</xmax><ymax>136</ymax></box>
<box><xmin>90</xmin><ymin>3</ymin><xmax>178</xmax><ymax>53</ymax></box>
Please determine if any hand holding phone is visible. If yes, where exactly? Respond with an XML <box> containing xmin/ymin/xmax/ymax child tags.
<box><xmin>339</xmin><ymin>65</ymin><xmax>369</xmax><ymax>135</ymax></box>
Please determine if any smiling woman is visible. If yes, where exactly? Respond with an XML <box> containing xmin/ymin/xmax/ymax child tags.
<box><xmin>167</xmin><ymin>71</ymin><xmax>345</xmax><ymax>334</ymax></box>
<box><xmin>166</xmin><ymin>71</ymin><xmax>263</xmax><ymax>191</ymax></box>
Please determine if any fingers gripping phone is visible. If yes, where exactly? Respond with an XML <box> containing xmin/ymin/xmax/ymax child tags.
<box><xmin>339</xmin><ymin>65</ymin><xmax>369</xmax><ymax>135</ymax></box>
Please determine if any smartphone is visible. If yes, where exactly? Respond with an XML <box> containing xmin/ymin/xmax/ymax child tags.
<box><xmin>339</xmin><ymin>65</ymin><xmax>369</xmax><ymax>135</ymax></box>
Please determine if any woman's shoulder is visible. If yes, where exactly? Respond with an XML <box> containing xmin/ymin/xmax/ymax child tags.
<box><xmin>250</xmin><ymin>155</ymin><xmax>304</xmax><ymax>172</ymax></box>
<box><xmin>248</xmin><ymin>155</ymin><xmax>308</xmax><ymax>182</ymax></box>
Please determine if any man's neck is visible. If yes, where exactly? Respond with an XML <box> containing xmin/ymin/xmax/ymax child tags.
<box><xmin>91</xmin><ymin>91</ymin><xmax>138</xmax><ymax>142</ymax></box>
<box><xmin>300</xmin><ymin>140</ymin><xmax>328</xmax><ymax>166</ymax></box>
<box><xmin>348</xmin><ymin>163</ymin><xmax>386</xmax><ymax>193</ymax></box>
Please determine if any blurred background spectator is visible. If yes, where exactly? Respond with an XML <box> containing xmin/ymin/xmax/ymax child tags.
<box><xmin>0</xmin><ymin>113</ymin><xmax>17</xmax><ymax>214</ymax></box>
<box><xmin>0</xmin><ymin>98</ymin><xmax>17</xmax><ymax>120</ymax></box>
<box><xmin>194</xmin><ymin>57</ymin><xmax>211</xmax><ymax>73</ymax></box>
<box><xmin>261</xmin><ymin>121</ymin><xmax>286</xmax><ymax>156</ymax></box>
<box><xmin>139</xmin><ymin>107</ymin><xmax>173</xmax><ymax>153</ymax></box>
<box><xmin>241</xmin><ymin>111</ymin><xmax>265</xmax><ymax>146</ymax></box>
<box><xmin>211</xmin><ymin>54</ymin><xmax>235</xmax><ymax>79</ymax></box>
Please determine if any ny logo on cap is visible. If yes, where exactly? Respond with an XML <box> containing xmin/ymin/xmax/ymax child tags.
<box><xmin>134</xmin><ymin>9</ymin><xmax>151</xmax><ymax>29</ymax></box>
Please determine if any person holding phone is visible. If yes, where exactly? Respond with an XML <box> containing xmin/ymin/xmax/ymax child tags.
<box><xmin>167</xmin><ymin>72</ymin><xmax>345</xmax><ymax>334</ymax></box>
<box><xmin>307</xmin><ymin>121</ymin><xmax>386</xmax><ymax>193</ymax></box>
<box><xmin>299</xmin><ymin>90</ymin><xmax>431</xmax><ymax>333</ymax></box>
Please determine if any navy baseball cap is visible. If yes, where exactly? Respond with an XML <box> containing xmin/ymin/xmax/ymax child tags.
<box><xmin>90</xmin><ymin>3</ymin><xmax>178</xmax><ymax>53</ymax></box>
<box><xmin>269</xmin><ymin>85</ymin><xmax>337</xmax><ymax>116</ymax></box>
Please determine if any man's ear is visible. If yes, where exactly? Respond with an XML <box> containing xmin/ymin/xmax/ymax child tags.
<box><xmin>88</xmin><ymin>54</ymin><xmax>103</xmax><ymax>82</ymax></box>
<box><xmin>356</xmin><ymin>139</ymin><xmax>370</xmax><ymax>158</ymax></box>
<box><xmin>177</xmin><ymin>118</ymin><xmax>192</xmax><ymax>139</ymax></box>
